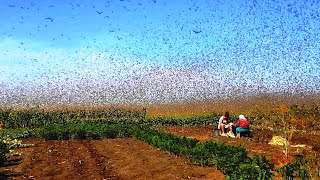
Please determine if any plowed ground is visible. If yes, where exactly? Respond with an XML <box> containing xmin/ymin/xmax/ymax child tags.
<box><xmin>0</xmin><ymin>137</ymin><xmax>224</xmax><ymax>180</ymax></box>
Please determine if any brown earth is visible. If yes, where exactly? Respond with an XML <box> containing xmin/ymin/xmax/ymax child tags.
<box><xmin>0</xmin><ymin>137</ymin><xmax>224</xmax><ymax>180</ymax></box>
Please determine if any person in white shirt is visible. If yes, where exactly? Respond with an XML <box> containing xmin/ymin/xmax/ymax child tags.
<box><xmin>218</xmin><ymin>111</ymin><xmax>234</xmax><ymax>137</ymax></box>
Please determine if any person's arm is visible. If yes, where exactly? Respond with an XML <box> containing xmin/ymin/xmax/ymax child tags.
<box><xmin>234</xmin><ymin>120</ymin><xmax>239</xmax><ymax>127</ymax></box>
<box><xmin>218</xmin><ymin>116</ymin><xmax>223</xmax><ymax>129</ymax></box>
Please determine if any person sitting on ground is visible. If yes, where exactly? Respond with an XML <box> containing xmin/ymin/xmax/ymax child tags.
<box><xmin>235</xmin><ymin>115</ymin><xmax>250</xmax><ymax>138</ymax></box>
<box><xmin>218</xmin><ymin>111</ymin><xmax>234</xmax><ymax>137</ymax></box>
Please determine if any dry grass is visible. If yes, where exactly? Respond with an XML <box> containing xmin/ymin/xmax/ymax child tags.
<box><xmin>3</xmin><ymin>93</ymin><xmax>319</xmax><ymax>118</ymax></box>
<box><xmin>146</xmin><ymin>94</ymin><xmax>320</xmax><ymax>118</ymax></box>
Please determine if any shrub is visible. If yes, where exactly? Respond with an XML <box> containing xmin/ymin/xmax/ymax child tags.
<box><xmin>279</xmin><ymin>155</ymin><xmax>311</xmax><ymax>180</ymax></box>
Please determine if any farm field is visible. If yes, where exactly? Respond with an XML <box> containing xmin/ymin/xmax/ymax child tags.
<box><xmin>1</xmin><ymin>125</ymin><xmax>319</xmax><ymax>179</ymax></box>
<box><xmin>0</xmin><ymin>137</ymin><xmax>224</xmax><ymax>180</ymax></box>
<box><xmin>1</xmin><ymin>94</ymin><xmax>320</xmax><ymax>179</ymax></box>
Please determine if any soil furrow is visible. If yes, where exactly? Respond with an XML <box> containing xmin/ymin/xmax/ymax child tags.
<box><xmin>19</xmin><ymin>140</ymin><xmax>84</xmax><ymax>179</ymax></box>
<box><xmin>0</xmin><ymin>137</ymin><xmax>225</xmax><ymax>179</ymax></box>
<box><xmin>81</xmin><ymin>140</ymin><xmax>120</xmax><ymax>179</ymax></box>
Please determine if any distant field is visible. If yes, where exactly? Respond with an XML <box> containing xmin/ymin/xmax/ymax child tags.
<box><xmin>146</xmin><ymin>94</ymin><xmax>320</xmax><ymax>118</ymax></box>
<box><xmin>2</xmin><ymin>93</ymin><xmax>319</xmax><ymax>119</ymax></box>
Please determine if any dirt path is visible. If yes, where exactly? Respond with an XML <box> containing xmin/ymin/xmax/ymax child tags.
<box><xmin>0</xmin><ymin>138</ymin><xmax>225</xmax><ymax>180</ymax></box>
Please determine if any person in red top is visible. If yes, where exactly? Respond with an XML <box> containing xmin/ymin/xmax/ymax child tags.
<box><xmin>235</xmin><ymin>115</ymin><xmax>250</xmax><ymax>138</ymax></box>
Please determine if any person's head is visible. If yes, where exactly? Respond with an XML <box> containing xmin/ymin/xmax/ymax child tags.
<box><xmin>224</xmin><ymin>111</ymin><xmax>229</xmax><ymax>119</ymax></box>
<box><xmin>239</xmin><ymin>115</ymin><xmax>246</xmax><ymax>120</ymax></box>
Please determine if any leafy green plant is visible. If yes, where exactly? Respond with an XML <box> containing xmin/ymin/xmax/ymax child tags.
<box><xmin>0</xmin><ymin>137</ymin><xmax>34</xmax><ymax>165</ymax></box>
<box><xmin>279</xmin><ymin>155</ymin><xmax>313</xmax><ymax>180</ymax></box>
<box><xmin>0</xmin><ymin>139</ymin><xmax>9</xmax><ymax>165</ymax></box>
<box><xmin>252</xmin><ymin>156</ymin><xmax>274</xmax><ymax>180</ymax></box>
<box><xmin>0</xmin><ymin>129</ymin><xmax>35</xmax><ymax>139</ymax></box>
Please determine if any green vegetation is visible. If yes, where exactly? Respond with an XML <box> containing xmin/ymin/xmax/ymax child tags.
<box><xmin>130</xmin><ymin>125</ymin><xmax>199</xmax><ymax>156</ymax></box>
<box><xmin>0</xmin><ymin>128</ymin><xmax>35</xmax><ymax>139</ymax></box>
<box><xmin>0</xmin><ymin>128</ymin><xmax>36</xmax><ymax>165</ymax></box>
<box><xmin>0</xmin><ymin>108</ymin><xmax>240</xmax><ymax>128</ymax></box>
<box><xmin>0</xmin><ymin>107</ymin><xmax>146</xmax><ymax>129</ymax></box>
<box><xmin>36</xmin><ymin>122</ymin><xmax>131</xmax><ymax>140</ymax></box>
<box><xmin>279</xmin><ymin>155</ymin><xmax>310</xmax><ymax>180</ymax></box>
<box><xmin>0</xmin><ymin>139</ymin><xmax>9</xmax><ymax>165</ymax></box>
<box><xmin>0</xmin><ymin>136</ymin><xmax>34</xmax><ymax>165</ymax></box>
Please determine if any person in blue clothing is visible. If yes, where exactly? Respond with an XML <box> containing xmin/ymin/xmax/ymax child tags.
<box><xmin>235</xmin><ymin>115</ymin><xmax>250</xmax><ymax>138</ymax></box>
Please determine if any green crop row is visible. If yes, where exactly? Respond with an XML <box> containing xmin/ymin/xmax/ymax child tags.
<box><xmin>36</xmin><ymin>122</ymin><xmax>132</xmax><ymax>140</ymax></box>
<box><xmin>130</xmin><ymin>125</ymin><xmax>273</xmax><ymax>180</ymax></box>
<box><xmin>129</xmin><ymin>125</ymin><xmax>199</xmax><ymax>155</ymax></box>
<box><xmin>0</xmin><ymin>109</ymin><xmax>249</xmax><ymax>129</ymax></box>
<box><xmin>0</xmin><ymin>107</ymin><xmax>146</xmax><ymax>129</ymax></box>
<box><xmin>74</xmin><ymin>114</ymin><xmax>243</xmax><ymax>126</ymax></box>
<box><xmin>0</xmin><ymin>129</ymin><xmax>35</xmax><ymax>139</ymax></box>
<box><xmin>86</xmin><ymin>115</ymin><xmax>216</xmax><ymax>126</ymax></box>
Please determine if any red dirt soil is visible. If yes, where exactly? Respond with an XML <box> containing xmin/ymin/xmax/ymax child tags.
<box><xmin>0</xmin><ymin>138</ymin><xmax>224</xmax><ymax>180</ymax></box>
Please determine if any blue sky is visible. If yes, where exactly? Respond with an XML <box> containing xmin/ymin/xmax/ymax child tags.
<box><xmin>0</xmin><ymin>0</ymin><xmax>319</xmax><ymax>106</ymax></box>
